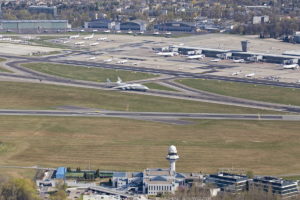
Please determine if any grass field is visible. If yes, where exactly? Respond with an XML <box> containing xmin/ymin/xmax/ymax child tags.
<box><xmin>144</xmin><ymin>83</ymin><xmax>177</xmax><ymax>91</ymax></box>
<box><xmin>177</xmin><ymin>79</ymin><xmax>300</xmax><ymax>106</ymax></box>
<box><xmin>0</xmin><ymin>116</ymin><xmax>299</xmax><ymax>176</ymax></box>
<box><xmin>22</xmin><ymin>63</ymin><xmax>159</xmax><ymax>83</ymax></box>
<box><xmin>29</xmin><ymin>36</ymin><xmax>69</xmax><ymax>49</ymax></box>
<box><xmin>281</xmin><ymin>176</ymin><xmax>300</xmax><ymax>181</ymax></box>
<box><xmin>0</xmin><ymin>58</ymin><xmax>11</xmax><ymax>73</ymax></box>
<box><xmin>0</xmin><ymin>168</ymin><xmax>36</xmax><ymax>179</ymax></box>
<box><xmin>0</xmin><ymin>81</ymin><xmax>277</xmax><ymax>114</ymax></box>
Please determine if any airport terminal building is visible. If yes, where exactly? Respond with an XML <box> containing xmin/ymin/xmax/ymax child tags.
<box><xmin>0</xmin><ymin>20</ymin><xmax>70</xmax><ymax>33</ymax></box>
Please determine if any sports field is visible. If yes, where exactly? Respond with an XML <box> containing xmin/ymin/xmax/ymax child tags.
<box><xmin>0</xmin><ymin>116</ymin><xmax>299</xmax><ymax>176</ymax></box>
<box><xmin>177</xmin><ymin>79</ymin><xmax>300</xmax><ymax>106</ymax></box>
<box><xmin>0</xmin><ymin>81</ymin><xmax>277</xmax><ymax>114</ymax></box>
<box><xmin>22</xmin><ymin>63</ymin><xmax>158</xmax><ymax>82</ymax></box>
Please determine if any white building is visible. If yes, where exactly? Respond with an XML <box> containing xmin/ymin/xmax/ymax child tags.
<box><xmin>142</xmin><ymin>168</ymin><xmax>185</xmax><ymax>195</ymax></box>
<box><xmin>112</xmin><ymin>145</ymin><xmax>186</xmax><ymax>196</ymax></box>
<box><xmin>253</xmin><ymin>16</ymin><xmax>269</xmax><ymax>24</ymax></box>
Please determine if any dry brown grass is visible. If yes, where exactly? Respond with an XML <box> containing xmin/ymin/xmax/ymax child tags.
<box><xmin>0</xmin><ymin>81</ymin><xmax>278</xmax><ymax>114</ymax></box>
<box><xmin>0</xmin><ymin>116</ymin><xmax>299</xmax><ymax>176</ymax></box>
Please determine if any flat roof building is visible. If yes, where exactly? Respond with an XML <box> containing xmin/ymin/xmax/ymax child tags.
<box><xmin>0</xmin><ymin>20</ymin><xmax>70</xmax><ymax>33</ymax></box>
<box><xmin>170</xmin><ymin>45</ymin><xmax>300</xmax><ymax>64</ymax></box>
<box><xmin>206</xmin><ymin>172</ymin><xmax>248</xmax><ymax>193</ymax></box>
<box><xmin>252</xmin><ymin>176</ymin><xmax>299</xmax><ymax>199</ymax></box>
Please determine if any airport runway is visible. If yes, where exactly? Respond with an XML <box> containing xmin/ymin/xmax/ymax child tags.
<box><xmin>1</xmin><ymin>109</ymin><xmax>300</xmax><ymax>123</ymax></box>
<box><xmin>2</xmin><ymin>53</ymin><xmax>300</xmax><ymax>114</ymax></box>
<box><xmin>2</xmin><ymin>58</ymin><xmax>300</xmax><ymax>113</ymax></box>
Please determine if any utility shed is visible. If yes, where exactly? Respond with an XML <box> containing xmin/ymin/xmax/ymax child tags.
<box><xmin>55</xmin><ymin>167</ymin><xmax>66</xmax><ymax>179</ymax></box>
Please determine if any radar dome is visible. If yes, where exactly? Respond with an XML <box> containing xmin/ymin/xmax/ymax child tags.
<box><xmin>168</xmin><ymin>145</ymin><xmax>177</xmax><ymax>154</ymax></box>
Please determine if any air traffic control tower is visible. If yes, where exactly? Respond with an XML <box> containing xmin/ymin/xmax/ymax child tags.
<box><xmin>166</xmin><ymin>145</ymin><xmax>179</xmax><ymax>175</ymax></box>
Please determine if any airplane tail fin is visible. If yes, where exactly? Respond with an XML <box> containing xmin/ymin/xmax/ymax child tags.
<box><xmin>117</xmin><ymin>76</ymin><xmax>122</xmax><ymax>84</ymax></box>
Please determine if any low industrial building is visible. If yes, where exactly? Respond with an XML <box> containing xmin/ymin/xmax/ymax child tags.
<box><xmin>0</xmin><ymin>20</ymin><xmax>70</xmax><ymax>33</ymax></box>
<box><xmin>154</xmin><ymin>22</ymin><xmax>197</xmax><ymax>32</ymax></box>
<box><xmin>206</xmin><ymin>172</ymin><xmax>248</xmax><ymax>193</ymax></box>
<box><xmin>112</xmin><ymin>172</ymin><xmax>143</xmax><ymax>189</ymax></box>
<box><xmin>169</xmin><ymin>45</ymin><xmax>300</xmax><ymax>64</ymax></box>
<box><xmin>251</xmin><ymin>176</ymin><xmax>299</xmax><ymax>199</ymax></box>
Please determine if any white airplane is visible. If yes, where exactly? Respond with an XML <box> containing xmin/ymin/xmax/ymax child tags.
<box><xmin>103</xmin><ymin>30</ymin><xmax>111</xmax><ymax>33</ymax></box>
<box><xmin>88</xmin><ymin>56</ymin><xmax>96</xmax><ymax>60</ymax></box>
<box><xmin>245</xmin><ymin>73</ymin><xmax>255</xmax><ymax>77</ymax></box>
<box><xmin>2</xmin><ymin>37</ymin><xmax>11</xmax><ymax>41</ymax></box>
<box><xmin>75</xmin><ymin>41</ymin><xmax>85</xmax><ymax>45</ymax></box>
<box><xmin>117</xmin><ymin>60</ymin><xmax>128</xmax><ymax>64</ymax></box>
<box><xmin>157</xmin><ymin>52</ymin><xmax>178</xmax><ymax>57</ymax></box>
<box><xmin>153</xmin><ymin>31</ymin><xmax>160</xmax><ymax>35</ymax></box>
<box><xmin>104</xmin><ymin>58</ymin><xmax>113</xmax><ymax>63</ymax></box>
<box><xmin>283</xmin><ymin>64</ymin><xmax>299</xmax><ymax>69</ymax></box>
<box><xmin>108</xmin><ymin>77</ymin><xmax>149</xmax><ymax>91</ymax></box>
<box><xmin>165</xmin><ymin>32</ymin><xmax>172</xmax><ymax>35</ymax></box>
<box><xmin>69</xmin><ymin>34</ymin><xmax>80</xmax><ymax>39</ymax></box>
<box><xmin>63</xmin><ymin>40</ymin><xmax>70</xmax><ymax>44</ymax></box>
<box><xmin>116</xmin><ymin>30</ymin><xmax>122</xmax><ymax>33</ymax></box>
<box><xmin>97</xmin><ymin>37</ymin><xmax>107</xmax><ymax>41</ymax></box>
<box><xmin>187</xmin><ymin>54</ymin><xmax>205</xmax><ymax>60</ymax></box>
<box><xmin>210</xmin><ymin>58</ymin><xmax>221</xmax><ymax>62</ymax></box>
<box><xmin>139</xmin><ymin>31</ymin><xmax>144</xmax><ymax>34</ymax></box>
<box><xmin>84</xmin><ymin>33</ymin><xmax>94</xmax><ymax>40</ymax></box>
<box><xmin>90</xmin><ymin>42</ymin><xmax>99</xmax><ymax>46</ymax></box>
<box><xmin>233</xmin><ymin>59</ymin><xmax>245</xmax><ymax>63</ymax></box>
<box><xmin>127</xmin><ymin>30</ymin><xmax>133</xmax><ymax>34</ymax></box>
<box><xmin>232</xmin><ymin>71</ymin><xmax>241</xmax><ymax>76</ymax></box>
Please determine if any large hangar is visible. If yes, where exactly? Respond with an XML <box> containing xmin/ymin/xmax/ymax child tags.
<box><xmin>0</xmin><ymin>20</ymin><xmax>70</xmax><ymax>33</ymax></box>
